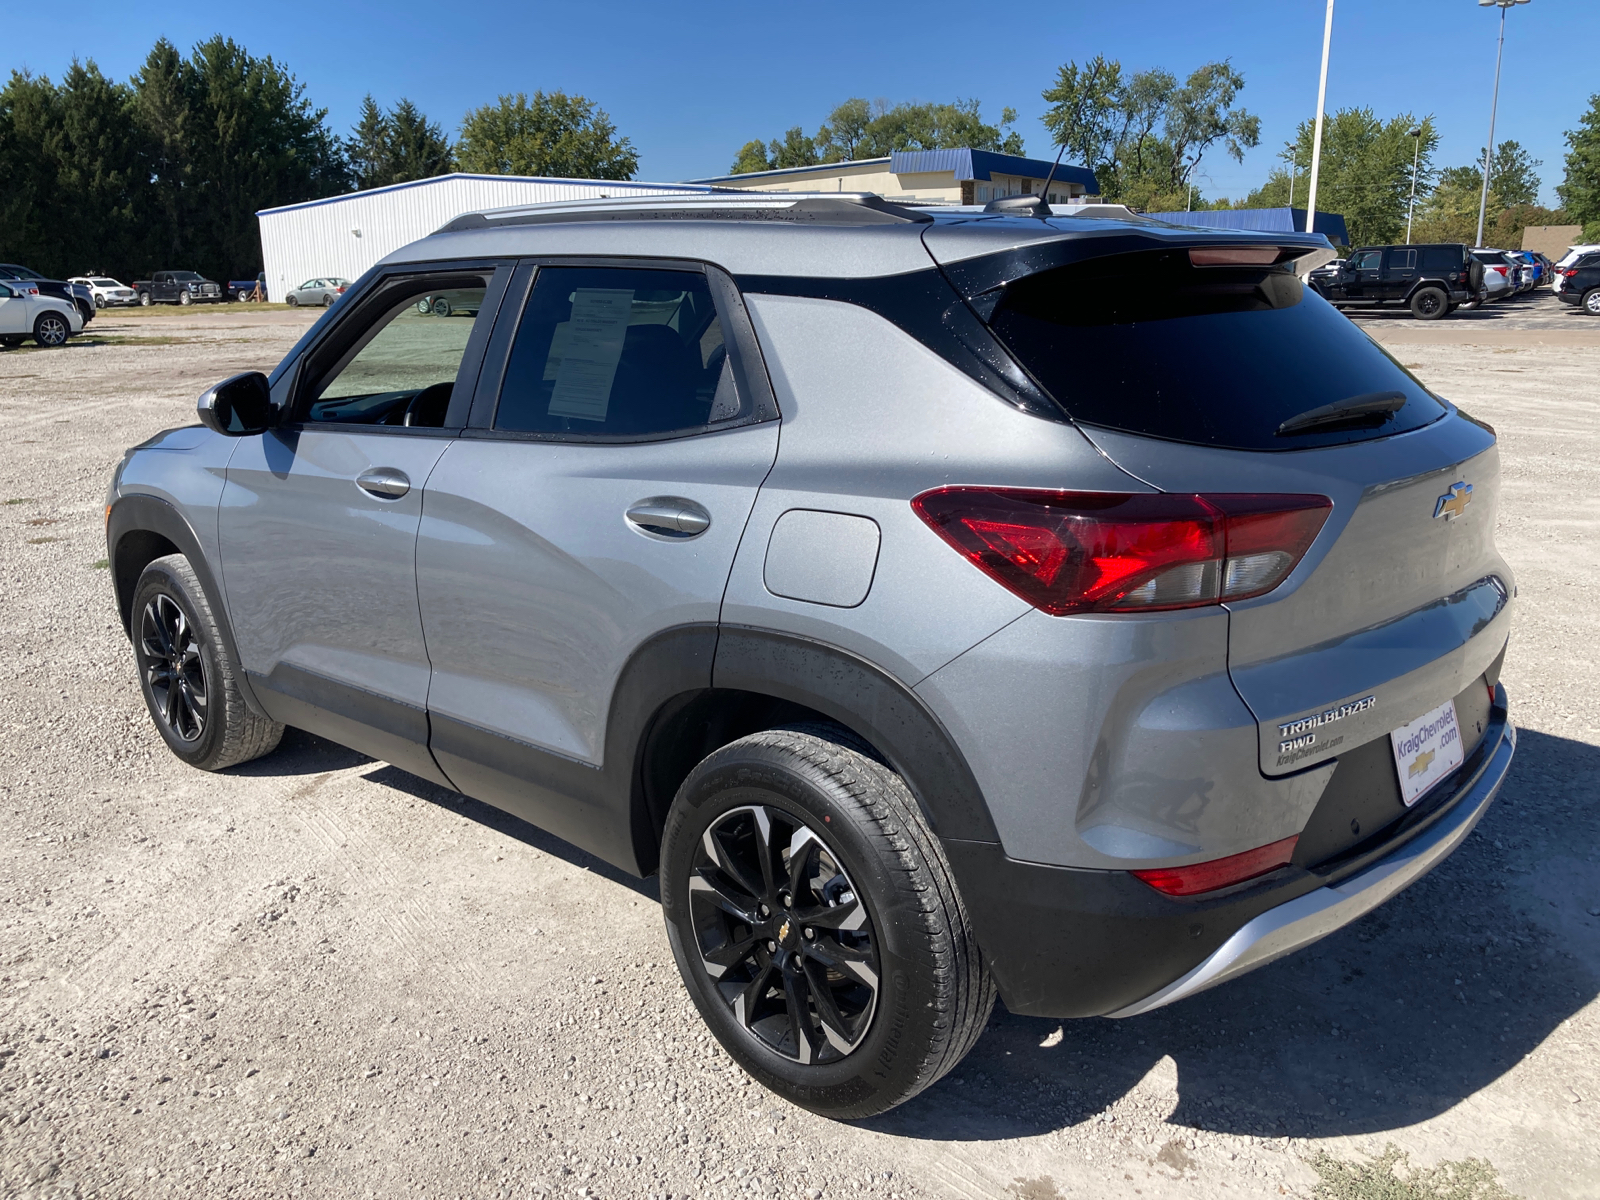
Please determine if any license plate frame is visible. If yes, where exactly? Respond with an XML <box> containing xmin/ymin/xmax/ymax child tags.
<box><xmin>1390</xmin><ymin>699</ymin><xmax>1465</xmax><ymax>807</ymax></box>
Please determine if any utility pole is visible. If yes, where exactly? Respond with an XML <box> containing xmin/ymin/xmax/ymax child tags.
<box><xmin>1405</xmin><ymin>126</ymin><xmax>1423</xmax><ymax>243</ymax></box>
<box><xmin>1304</xmin><ymin>0</ymin><xmax>1335</xmax><ymax>236</ymax></box>
<box><xmin>1475</xmin><ymin>0</ymin><xmax>1529</xmax><ymax>249</ymax></box>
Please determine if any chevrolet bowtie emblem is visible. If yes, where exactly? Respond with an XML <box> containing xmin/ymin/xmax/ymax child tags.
<box><xmin>1434</xmin><ymin>481</ymin><xmax>1473</xmax><ymax>520</ymax></box>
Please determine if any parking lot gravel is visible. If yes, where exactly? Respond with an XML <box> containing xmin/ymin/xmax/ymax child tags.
<box><xmin>2</xmin><ymin>302</ymin><xmax>1597</xmax><ymax>1199</ymax></box>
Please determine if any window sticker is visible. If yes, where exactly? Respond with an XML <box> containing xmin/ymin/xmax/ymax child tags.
<box><xmin>548</xmin><ymin>288</ymin><xmax>634</xmax><ymax>421</ymax></box>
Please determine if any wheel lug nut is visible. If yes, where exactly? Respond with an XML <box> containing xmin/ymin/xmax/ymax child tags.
<box><xmin>782</xmin><ymin>893</ymin><xmax>793</xmax><ymax>908</ymax></box>
<box><xmin>803</xmin><ymin>927</ymin><xmax>815</xmax><ymax>940</ymax></box>
<box><xmin>767</xmin><ymin>940</ymin><xmax>777</xmax><ymax>953</ymax></box>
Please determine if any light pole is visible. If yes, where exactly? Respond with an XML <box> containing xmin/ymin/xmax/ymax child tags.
<box><xmin>1304</xmin><ymin>0</ymin><xmax>1335</xmax><ymax>236</ymax></box>
<box><xmin>1475</xmin><ymin>0</ymin><xmax>1531</xmax><ymax>249</ymax></box>
<box><xmin>1405</xmin><ymin>125</ymin><xmax>1423</xmax><ymax>243</ymax></box>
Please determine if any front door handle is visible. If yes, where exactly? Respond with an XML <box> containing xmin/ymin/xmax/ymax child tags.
<box><xmin>626</xmin><ymin>498</ymin><xmax>710</xmax><ymax>538</ymax></box>
<box><xmin>356</xmin><ymin>467</ymin><xmax>410</xmax><ymax>499</ymax></box>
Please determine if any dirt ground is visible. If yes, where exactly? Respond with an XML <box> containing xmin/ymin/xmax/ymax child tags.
<box><xmin>2</xmin><ymin>297</ymin><xmax>1597</xmax><ymax>1200</ymax></box>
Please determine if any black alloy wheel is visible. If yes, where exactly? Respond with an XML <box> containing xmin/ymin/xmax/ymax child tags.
<box><xmin>139</xmin><ymin>593</ymin><xmax>208</xmax><ymax>743</ymax></box>
<box><xmin>689</xmin><ymin>804</ymin><xmax>880</xmax><ymax>1065</ymax></box>
<box><xmin>1410</xmin><ymin>287</ymin><xmax>1448</xmax><ymax>320</ymax></box>
<box><xmin>33</xmin><ymin>312</ymin><xmax>69</xmax><ymax>347</ymax></box>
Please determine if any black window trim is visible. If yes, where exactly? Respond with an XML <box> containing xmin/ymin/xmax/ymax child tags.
<box><xmin>461</xmin><ymin>254</ymin><xmax>780</xmax><ymax>447</ymax></box>
<box><xmin>277</xmin><ymin>258</ymin><xmax>514</xmax><ymax>437</ymax></box>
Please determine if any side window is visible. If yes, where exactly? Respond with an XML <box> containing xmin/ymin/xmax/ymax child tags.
<box><xmin>1350</xmin><ymin>251</ymin><xmax>1381</xmax><ymax>271</ymax></box>
<box><xmin>493</xmin><ymin>266</ymin><xmax>742</xmax><ymax>438</ymax></box>
<box><xmin>302</xmin><ymin>276</ymin><xmax>490</xmax><ymax>428</ymax></box>
<box><xmin>1385</xmin><ymin>249</ymin><xmax>1416</xmax><ymax>271</ymax></box>
<box><xmin>1417</xmin><ymin>248</ymin><xmax>1455</xmax><ymax>272</ymax></box>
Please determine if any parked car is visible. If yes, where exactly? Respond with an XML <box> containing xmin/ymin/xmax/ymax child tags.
<box><xmin>1553</xmin><ymin>244</ymin><xmax>1600</xmax><ymax>294</ymax></box>
<box><xmin>68</xmin><ymin>276</ymin><xmax>138</xmax><ymax>308</ymax></box>
<box><xmin>0</xmin><ymin>263</ymin><xmax>95</xmax><ymax>323</ymax></box>
<box><xmin>1471</xmin><ymin>250</ymin><xmax>1522</xmax><ymax>300</ymax></box>
<box><xmin>134</xmin><ymin>271</ymin><xmax>224</xmax><ymax>306</ymax></box>
<box><xmin>227</xmin><ymin>272</ymin><xmax>268</xmax><ymax>302</ymax></box>
<box><xmin>286</xmin><ymin>277</ymin><xmax>349</xmax><ymax>307</ymax></box>
<box><xmin>1555</xmin><ymin>250</ymin><xmax>1600</xmax><ymax>315</ymax></box>
<box><xmin>0</xmin><ymin>278</ymin><xmax>83</xmax><ymax>347</ymax></box>
<box><xmin>412</xmin><ymin>290</ymin><xmax>480</xmax><ymax>318</ymax></box>
<box><xmin>105</xmin><ymin>193</ymin><xmax>1515</xmax><ymax>1119</ymax></box>
<box><xmin>1306</xmin><ymin>243</ymin><xmax>1478</xmax><ymax>318</ymax></box>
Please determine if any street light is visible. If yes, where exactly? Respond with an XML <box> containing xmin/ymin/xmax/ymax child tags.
<box><xmin>1475</xmin><ymin>0</ymin><xmax>1531</xmax><ymax>249</ymax></box>
<box><xmin>1405</xmin><ymin>126</ymin><xmax>1423</xmax><ymax>243</ymax></box>
<box><xmin>1304</xmin><ymin>0</ymin><xmax>1336</xmax><ymax>236</ymax></box>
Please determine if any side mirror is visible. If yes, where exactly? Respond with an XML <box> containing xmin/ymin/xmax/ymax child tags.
<box><xmin>197</xmin><ymin>372</ymin><xmax>274</xmax><ymax>436</ymax></box>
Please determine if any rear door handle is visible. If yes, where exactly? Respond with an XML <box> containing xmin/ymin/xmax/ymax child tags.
<box><xmin>356</xmin><ymin>467</ymin><xmax>411</xmax><ymax>499</ymax></box>
<box><xmin>626</xmin><ymin>498</ymin><xmax>710</xmax><ymax>538</ymax></box>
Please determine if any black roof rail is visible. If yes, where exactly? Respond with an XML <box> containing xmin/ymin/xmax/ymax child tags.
<box><xmin>437</xmin><ymin>192</ymin><xmax>934</xmax><ymax>234</ymax></box>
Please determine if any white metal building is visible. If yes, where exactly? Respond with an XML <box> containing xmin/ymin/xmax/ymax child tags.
<box><xmin>255</xmin><ymin>173</ymin><xmax>719</xmax><ymax>303</ymax></box>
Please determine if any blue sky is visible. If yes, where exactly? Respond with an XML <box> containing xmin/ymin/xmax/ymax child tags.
<box><xmin>7</xmin><ymin>1</ymin><xmax>1594</xmax><ymax>206</ymax></box>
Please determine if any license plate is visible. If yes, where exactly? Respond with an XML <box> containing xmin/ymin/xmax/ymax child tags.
<box><xmin>1390</xmin><ymin>699</ymin><xmax>1464</xmax><ymax>807</ymax></box>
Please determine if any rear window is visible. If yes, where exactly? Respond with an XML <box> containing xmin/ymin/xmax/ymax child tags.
<box><xmin>1418</xmin><ymin>246</ymin><xmax>1464</xmax><ymax>271</ymax></box>
<box><xmin>986</xmin><ymin>248</ymin><xmax>1443</xmax><ymax>452</ymax></box>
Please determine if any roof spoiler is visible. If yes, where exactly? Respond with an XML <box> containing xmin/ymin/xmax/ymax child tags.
<box><xmin>436</xmin><ymin>192</ymin><xmax>933</xmax><ymax>234</ymax></box>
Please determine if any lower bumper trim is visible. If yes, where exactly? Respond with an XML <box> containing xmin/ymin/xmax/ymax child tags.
<box><xmin>1106</xmin><ymin>716</ymin><xmax>1515</xmax><ymax>1018</ymax></box>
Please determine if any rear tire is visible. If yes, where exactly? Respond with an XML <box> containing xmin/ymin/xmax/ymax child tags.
<box><xmin>660</xmin><ymin>725</ymin><xmax>995</xmax><ymax>1119</ymax></box>
<box><xmin>139</xmin><ymin>292</ymin><xmax>151</xmax><ymax>307</ymax></box>
<box><xmin>1410</xmin><ymin>287</ymin><xmax>1448</xmax><ymax>320</ymax></box>
<box><xmin>1584</xmin><ymin>289</ymin><xmax>1600</xmax><ymax>316</ymax></box>
<box><xmin>130</xmin><ymin>554</ymin><xmax>284</xmax><ymax>771</ymax></box>
<box><xmin>33</xmin><ymin>312</ymin><xmax>70</xmax><ymax>347</ymax></box>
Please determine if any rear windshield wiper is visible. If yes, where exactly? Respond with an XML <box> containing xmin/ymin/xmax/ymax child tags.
<box><xmin>1276</xmin><ymin>391</ymin><xmax>1406</xmax><ymax>437</ymax></box>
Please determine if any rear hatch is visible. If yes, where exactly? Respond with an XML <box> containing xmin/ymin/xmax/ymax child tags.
<box><xmin>924</xmin><ymin>216</ymin><xmax>1513</xmax><ymax>849</ymax></box>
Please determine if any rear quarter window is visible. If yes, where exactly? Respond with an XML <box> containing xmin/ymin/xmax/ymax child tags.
<box><xmin>1418</xmin><ymin>247</ymin><xmax>1463</xmax><ymax>271</ymax></box>
<box><xmin>985</xmin><ymin>248</ymin><xmax>1444</xmax><ymax>452</ymax></box>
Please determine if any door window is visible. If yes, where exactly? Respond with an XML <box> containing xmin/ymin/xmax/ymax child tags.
<box><xmin>1350</xmin><ymin>251</ymin><xmax>1382</xmax><ymax>271</ymax></box>
<box><xmin>493</xmin><ymin>266</ymin><xmax>743</xmax><ymax>438</ymax></box>
<box><xmin>1385</xmin><ymin>249</ymin><xmax>1416</xmax><ymax>271</ymax></box>
<box><xmin>303</xmin><ymin>278</ymin><xmax>489</xmax><ymax>427</ymax></box>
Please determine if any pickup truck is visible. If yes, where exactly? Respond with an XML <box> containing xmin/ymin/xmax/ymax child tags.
<box><xmin>228</xmin><ymin>273</ymin><xmax>266</xmax><ymax>302</ymax></box>
<box><xmin>133</xmin><ymin>271</ymin><xmax>224</xmax><ymax>306</ymax></box>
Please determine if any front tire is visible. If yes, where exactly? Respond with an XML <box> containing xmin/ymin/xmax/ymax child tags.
<box><xmin>287</xmin><ymin>294</ymin><xmax>298</xmax><ymax>307</ymax></box>
<box><xmin>33</xmin><ymin>312</ymin><xmax>70</xmax><ymax>347</ymax></box>
<box><xmin>660</xmin><ymin>726</ymin><xmax>994</xmax><ymax>1119</ymax></box>
<box><xmin>130</xmin><ymin>555</ymin><xmax>283</xmax><ymax>771</ymax></box>
<box><xmin>1410</xmin><ymin>286</ymin><xmax>1448</xmax><ymax>320</ymax></box>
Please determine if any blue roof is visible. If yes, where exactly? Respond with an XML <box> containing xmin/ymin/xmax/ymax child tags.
<box><xmin>888</xmin><ymin>149</ymin><xmax>1098</xmax><ymax>192</ymax></box>
<box><xmin>689</xmin><ymin>149</ymin><xmax>1098</xmax><ymax>193</ymax></box>
<box><xmin>1142</xmin><ymin>207</ymin><xmax>1349</xmax><ymax>246</ymax></box>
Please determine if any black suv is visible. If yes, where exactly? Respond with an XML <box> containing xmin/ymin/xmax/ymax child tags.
<box><xmin>1309</xmin><ymin>243</ymin><xmax>1480</xmax><ymax>320</ymax></box>
<box><xmin>1556</xmin><ymin>251</ymin><xmax>1600</xmax><ymax>315</ymax></box>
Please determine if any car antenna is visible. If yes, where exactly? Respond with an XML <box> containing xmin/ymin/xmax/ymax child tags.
<box><xmin>983</xmin><ymin>138</ymin><xmax>1068</xmax><ymax>219</ymax></box>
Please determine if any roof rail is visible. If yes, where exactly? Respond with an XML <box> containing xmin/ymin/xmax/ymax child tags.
<box><xmin>436</xmin><ymin>191</ymin><xmax>933</xmax><ymax>234</ymax></box>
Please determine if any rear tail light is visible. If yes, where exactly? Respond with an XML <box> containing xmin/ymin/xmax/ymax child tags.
<box><xmin>1493</xmin><ymin>266</ymin><xmax>1508</xmax><ymax>277</ymax></box>
<box><xmin>911</xmin><ymin>488</ymin><xmax>1332</xmax><ymax>616</ymax></box>
<box><xmin>1563</xmin><ymin>269</ymin><xmax>1578</xmax><ymax>278</ymax></box>
<box><xmin>337</xmin><ymin>286</ymin><xmax>345</xmax><ymax>293</ymax></box>
<box><xmin>1132</xmin><ymin>835</ymin><xmax>1299</xmax><ymax>896</ymax></box>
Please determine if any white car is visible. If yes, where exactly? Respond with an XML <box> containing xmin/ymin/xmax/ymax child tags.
<box><xmin>69</xmin><ymin>276</ymin><xmax>139</xmax><ymax>308</ymax></box>
<box><xmin>1553</xmin><ymin>245</ymin><xmax>1600</xmax><ymax>294</ymax></box>
<box><xmin>0</xmin><ymin>281</ymin><xmax>84</xmax><ymax>347</ymax></box>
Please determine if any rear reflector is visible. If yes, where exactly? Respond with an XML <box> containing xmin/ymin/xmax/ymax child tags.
<box><xmin>1189</xmin><ymin>247</ymin><xmax>1282</xmax><ymax>267</ymax></box>
<box><xmin>911</xmin><ymin>489</ymin><xmax>1331</xmax><ymax>616</ymax></box>
<box><xmin>1132</xmin><ymin>835</ymin><xmax>1299</xmax><ymax>896</ymax></box>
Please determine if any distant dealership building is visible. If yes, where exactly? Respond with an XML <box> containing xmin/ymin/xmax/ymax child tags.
<box><xmin>255</xmin><ymin>173</ymin><xmax>718</xmax><ymax>303</ymax></box>
<box><xmin>691</xmin><ymin>149</ymin><xmax>1100</xmax><ymax>207</ymax></box>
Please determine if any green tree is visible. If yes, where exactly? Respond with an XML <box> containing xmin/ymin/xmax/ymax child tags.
<box><xmin>729</xmin><ymin>139</ymin><xmax>771</xmax><ymax>174</ymax></box>
<box><xmin>457</xmin><ymin>91</ymin><xmax>637</xmax><ymax>179</ymax></box>
<box><xmin>1557</xmin><ymin>93</ymin><xmax>1600</xmax><ymax>239</ymax></box>
<box><xmin>348</xmin><ymin>94</ymin><xmax>454</xmax><ymax>189</ymax></box>
<box><xmin>1413</xmin><ymin>140</ymin><xmax>1556</xmax><ymax>246</ymax></box>
<box><xmin>1040</xmin><ymin>58</ymin><xmax>1259</xmax><ymax>208</ymax></box>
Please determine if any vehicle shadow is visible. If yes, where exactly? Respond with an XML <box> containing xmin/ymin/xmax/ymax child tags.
<box><xmin>866</xmin><ymin>727</ymin><xmax>1600</xmax><ymax>1142</ymax></box>
<box><xmin>228</xmin><ymin>725</ymin><xmax>659</xmax><ymax>900</ymax></box>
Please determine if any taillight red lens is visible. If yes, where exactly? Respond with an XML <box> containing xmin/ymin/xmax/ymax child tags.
<box><xmin>1493</xmin><ymin>266</ymin><xmax>1508</xmax><ymax>277</ymax></box>
<box><xmin>1132</xmin><ymin>835</ymin><xmax>1299</xmax><ymax>896</ymax></box>
<box><xmin>911</xmin><ymin>488</ymin><xmax>1331</xmax><ymax>616</ymax></box>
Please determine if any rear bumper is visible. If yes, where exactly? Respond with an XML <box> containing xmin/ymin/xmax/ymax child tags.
<box><xmin>946</xmin><ymin>686</ymin><xmax>1515</xmax><ymax>1019</ymax></box>
<box><xmin>1557</xmin><ymin>291</ymin><xmax>1581</xmax><ymax>306</ymax></box>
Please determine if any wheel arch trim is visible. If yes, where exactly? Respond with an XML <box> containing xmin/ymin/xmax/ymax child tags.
<box><xmin>107</xmin><ymin>493</ymin><xmax>266</xmax><ymax>718</ymax></box>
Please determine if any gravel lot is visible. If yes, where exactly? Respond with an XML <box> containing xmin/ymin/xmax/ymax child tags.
<box><xmin>2</xmin><ymin>299</ymin><xmax>1597</xmax><ymax>1200</ymax></box>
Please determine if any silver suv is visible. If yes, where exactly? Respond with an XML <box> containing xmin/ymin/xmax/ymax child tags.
<box><xmin>106</xmin><ymin>193</ymin><xmax>1516</xmax><ymax>1118</ymax></box>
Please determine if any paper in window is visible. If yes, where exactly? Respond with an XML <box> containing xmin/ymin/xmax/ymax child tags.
<box><xmin>547</xmin><ymin>288</ymin><xmax>634</xmax><ymax>421</ymax></box>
